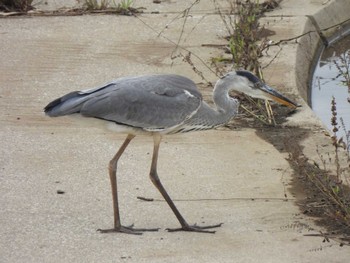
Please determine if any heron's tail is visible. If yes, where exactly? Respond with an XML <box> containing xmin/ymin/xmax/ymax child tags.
<box><xmin>44</xmin><ymin>91</ymin><xmax>90</xmax><ymax>117</ymax></box>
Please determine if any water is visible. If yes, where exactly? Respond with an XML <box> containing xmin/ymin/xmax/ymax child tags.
<box><xmin>311</xmin><ymin>35</ymin><xmax>350</xmax><ymax>142</ymax></box>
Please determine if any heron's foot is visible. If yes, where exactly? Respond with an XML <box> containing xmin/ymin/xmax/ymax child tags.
<box><xmin>97</xmin><ymin>224</ymin><xmax>160</xmax><ymax>235</ymax></box>
<box><xmin>166</xmin><ymin>222</ymin><xmax>223</xmax><ymax>234</ymax></box>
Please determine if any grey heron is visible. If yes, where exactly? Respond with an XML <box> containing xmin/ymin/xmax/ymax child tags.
<box><xmin>44</xmin><ymin>70</ymin><xmax>298</xmax><ymax>234</ymax></box>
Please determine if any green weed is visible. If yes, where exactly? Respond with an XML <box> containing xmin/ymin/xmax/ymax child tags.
<box><xmin>228</xmin><ymin>0</ymin><xmax>262</xmax><ymax>74</ymax></box>
<box><xmin>81</xmin><ymin>0</ymin><xmax>111</xmax><ymax>10</ymax></box>
<box><xmin>215</xmin><ymin>0</ymin><xmax>269</xmax><ymax>75</ymax></box>
<box><xmin>79</xmin><ymin>0</ymin><xmax>137</xmax><ymax>15</ymax></box>
<box><xmin>118</xmin><ymin>0</ymin><xmax>133</xmax><ymax>11</ymax></box>
<box><xmin>214</xmin><ymin>0</ymin><xmax>283</xmax><ymax>125</ymax></box>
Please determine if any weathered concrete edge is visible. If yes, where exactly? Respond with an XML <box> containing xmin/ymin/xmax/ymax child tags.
<box><xmin>290</xmin><ymin>0</ymin><xmax>350</xmax><ymax>233</ymax></box>
<box><xmin>295</xmin><ymin>0</ymin><xmax>350</xmax><ymax>103</ymax></box>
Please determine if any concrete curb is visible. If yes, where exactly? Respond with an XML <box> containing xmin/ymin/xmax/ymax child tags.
<box><xmin>259</xmin><ymin>0</ymin><xmax>350</xmax><ymax>129</ymax></box>
<box><xmin>295</xmin><ymin>0</ymin><xmax>350</xmax><ymax>103</ymax></box>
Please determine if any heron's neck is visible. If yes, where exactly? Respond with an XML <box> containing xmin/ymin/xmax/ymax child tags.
<box><xmin>212</xmin><ymin>83</ymin><xmax>239</xmax><ymax>118</ymax></box>
<box><xmin>180</xmin><ymin>83</ymin><xmax>239</xmax><ymax>131</ymax></box>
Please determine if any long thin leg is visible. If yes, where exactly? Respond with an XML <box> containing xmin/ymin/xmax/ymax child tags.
<box><xmin>98</xmin><ymin>134</ymin><xmax>159</xmax><ymax>235</ymax></box>
<box><xmin>149</xmin><ymin>133</ymin><xmax>222</xmax><ymax>233</ymax></box>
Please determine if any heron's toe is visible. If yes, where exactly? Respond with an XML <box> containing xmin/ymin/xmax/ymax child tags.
<box><xmin>166</xmin><ymin>222</ymin><xmax>223</xmax><ymax>234</ymax></box>
<box><xmin>97</xmin><ymin>225</ymin><xmax>160</xmax><ymax>235</ymax></box>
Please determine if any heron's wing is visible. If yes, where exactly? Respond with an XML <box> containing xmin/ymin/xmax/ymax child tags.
<box><xmin>80</xmin><ymin>75</ymin><xmax>202</xmax><ymax>130</ymax></box>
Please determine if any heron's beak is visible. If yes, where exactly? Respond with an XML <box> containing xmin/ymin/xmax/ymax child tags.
<box><xmin>260</xmin><ymin>84</ymin><xmax>299</xmax><ymax>109</ymax></box>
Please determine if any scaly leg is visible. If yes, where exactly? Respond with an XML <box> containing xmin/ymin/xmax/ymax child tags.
<box><xmin>149</xmin><ymin>133</ymin><xmax>222</xmax><ymax>234</ymax></box>
<box><xmin>98</xmin><ymin>134</ymin><xmax>159</xmax><ymax>235</ymax></box>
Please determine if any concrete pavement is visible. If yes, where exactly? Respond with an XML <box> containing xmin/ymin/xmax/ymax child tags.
<box><xmin>1</xmin><ymin>0</ymin><xmax>350</xmax><ymax>262</ymax></box>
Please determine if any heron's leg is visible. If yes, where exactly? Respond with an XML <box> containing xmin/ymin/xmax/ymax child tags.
<box><xmin>149</xmin><ymin>134</ymin><xmax>222</xmax><ymax>234</ymax></box>
<box><xmin>98</xmin><ymin>134</ymin><xmax>159</xmax><ymax>235</ymax></box>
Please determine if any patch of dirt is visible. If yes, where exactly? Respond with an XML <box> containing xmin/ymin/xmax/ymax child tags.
<box><xmin>231</xmin><ymin>105</ymin><xmax>350</xmax><ymax>245</ymax></box>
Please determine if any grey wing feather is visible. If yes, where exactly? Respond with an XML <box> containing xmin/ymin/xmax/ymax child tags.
<box><xmin>81</xmin><ymin>75</ymin><xmax>202</xmax><ymax>129</ymax></box>
<box><xmin>45</xmin><ymin>74</ymin><xmax>202</xmax><ymax>130</ymax></box>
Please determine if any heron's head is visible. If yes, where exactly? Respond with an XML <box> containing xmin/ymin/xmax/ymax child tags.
<box><xmin>219</xmin><ymin>70</ymin><xmax>298</xmax><ymax>108</ymax></box>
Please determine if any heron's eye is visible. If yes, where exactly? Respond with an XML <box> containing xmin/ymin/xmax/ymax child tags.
<box><xmin>254</xmin><ymin>82</ymin><xmax>262</xmax><ymax>89</ymax></box>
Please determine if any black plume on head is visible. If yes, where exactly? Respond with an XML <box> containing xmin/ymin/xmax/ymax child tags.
<box><xmin>236</xmin><ymin>70</ymin><xmax>261</xmax><ymax>84</ymax></box>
